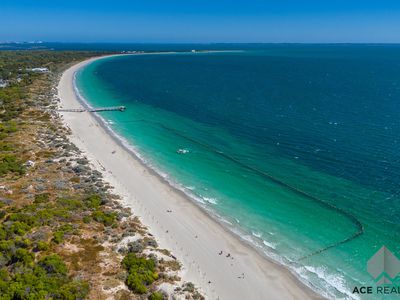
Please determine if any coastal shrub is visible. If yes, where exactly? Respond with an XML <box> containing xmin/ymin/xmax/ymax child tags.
<box><xmin>0</xmin><ymin>154</ymin><xmax>24</xmax><ymax>176</ymax></box>
<box><xmin>2</xmin><ymin>121</ymin><xmax>17</xmax><ymax>133</ymax></box>
<box><xmin>0</xmin><ymin>86</ymin><xmax>25</xmax><ymax>122</ymax></box>
<box><xmin>85</xmin><ymin>194</ymin><xmax>103</xmax><ymax>209</ymax></box>
<box><xmin>12</xmin><ymin>248</ymin><xmax>34</xmax><ymax>265</ymax></box>
<box><xmin>14</xmin><ymin>237</ymin><xmax>31</xmax><ymax>249</ymax></box>
<box><xmin>0</xmin><ymin>121</ymin><xmax>18</xmax><ymax>139</ymax></box>
<box><xmin>38</xmin><ymin>254</ymin><xmax>67</xmax><ymax>275</ymax></box>
<box><xmin>122</xmin><ymin>253</ymin><xmax>158</xmax><ymax>294</ymax></box>
<box><xmin>0</xmin><ymin>255</ymin><xmax>8</xmax><ymax>268</ymax></box>
<box><xmin>0</xmin><ymin>142</ymin><xmax>13</xmax><ymax>151</ymax></box>
<box><xmin>149</xmin><ymin>291</ymin><xmax>164</xmax><ymax>300</ymax></box>
<box><xmin>143</xmin><ymin>237</ymin><xmax>158</xmax><ymax>248</ymax></box>
<box><xmin>57</xmin><ymin>280</ymin><xmax>90</xmax><ymax>300</ymax></box>
<box><xmin>0</xmin><ymin>226</ymin><xmax>6</xmax><ymax>240</ymax></box>
<box><xmin>35</xmin><ymin>209</ymin><xmax>54</xmax><ymax>225</ymax></box>
<box><xmin>35</xmin><ymin>241</ymin><xmax>49</xmax><ymax>252</ymax></box>
<box><xmin>183</xmin><ymin>282</ymin><xmax>195</xmax><ymax>293</ymax></box>
<box><xmin>34</xmin><ymin>193</ymin><xmax>50</xmax><ymax>204</ymax></box>
<box><xmin>58</xmin><ymin>224</ymin><xmax>75</xmax><ymax>234</ymax></box>
<box><xmin>52</xmin><ymin>224</ymin><xmax>75</xmax><ymax>244</ymax></box>
<box><xmin>52</xmin><ymin>231</ymin><xmax>65</xmax><ymax>244</ymax></box>
<box><xmin>0</xmin><ymin>263</ymin><xmax>89</xmax><ymax>299</ymax></box>
<box><xmin>127</xmin><ymin>240</ymin><xmax>144</xmax><ymax>253</ymax></box>
<box><xmin>8</xmin><ymin>221</ymin><xmax>31</xmax><ymax>236</ymax></box>
<box><xmin>126</xmin><ymin>275</ymin><xmax>148</xmax><ymax>294</ymax></box>
<box><xmin>57</xmin><ymin>197</ymin><xmax>83</xmax><ymax>210</ymax></box>
<box><xmin>91</xmin><ymin>210</ymin><xmax>116</xmax><ymax>226</ymax></box>
<box><xmin>0</xmin><ymin>239</ymin><xmax>14</xmax><ymax>253</ymax></box>
<box><xmin>50</xmin><ymin>207</ymin><xmax>71</xmax><ymax>221</ymax></box>
<box><xmin>0</xmin><ymin>204</ymin><xmax>89</xmax><ymax>299</ymax></box>
<box><xmin>7</xmin><ymin>212</ymin><xmax>38</xmax><ymax>227</ymax></box>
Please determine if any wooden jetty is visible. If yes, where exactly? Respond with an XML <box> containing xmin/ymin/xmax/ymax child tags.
<box><xmin>58</xmin><ymin>106</ymin><xmax>126</xmax><ymax>113</ymax></box>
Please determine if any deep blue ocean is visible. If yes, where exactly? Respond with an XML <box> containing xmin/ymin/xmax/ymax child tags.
<box><xmin>76</xmin><ymin>45</ymin><xmax>400</xmax><ymax>299</ymax></box>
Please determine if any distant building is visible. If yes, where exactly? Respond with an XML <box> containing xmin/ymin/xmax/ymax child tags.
<box><xmin>28</xmin><ymin>67</ymin><xmax>50</xmax><ymax>73</ymax></box>
<box><xmin>0</xmin><ymin>79</ymin><xmax>7</xmax><ymax>88</ymax></box>
<box><xmin>191</xmin><ymin>49</ymin><xmax>196</xmax><ymax>53</ymax></box>
<box><xmin>24</xmin><ymin>160</ymin><xmax>36</xmax><ymax>167</ymax></box>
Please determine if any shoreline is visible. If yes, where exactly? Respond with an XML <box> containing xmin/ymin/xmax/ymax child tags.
<box><xmin>58</xmin><ymin>54</ymin><xmax>323</xmax><ymax>299</ymax></box>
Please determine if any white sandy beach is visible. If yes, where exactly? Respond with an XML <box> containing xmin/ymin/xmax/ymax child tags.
<box><xmin>58</xmin><ymin>56</ymin><xmax>321</xmax><ymax>300</ymax></box>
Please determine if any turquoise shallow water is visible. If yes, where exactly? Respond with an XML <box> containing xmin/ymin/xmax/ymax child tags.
<box><xmin>76</xmin><ymin>46</ymin><xmax>400</xmax><ymax>299</ymax></box>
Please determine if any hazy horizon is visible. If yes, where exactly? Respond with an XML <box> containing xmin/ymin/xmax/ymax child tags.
<box><xmin>3</xmin><ymin>41</ymin><xmax>400</xmax><ymax>44</ymax></box>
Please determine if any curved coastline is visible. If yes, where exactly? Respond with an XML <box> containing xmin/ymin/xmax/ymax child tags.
<box><xmin>59</xmin><ymin>54</ymin><xmax>324</xmax><ymax>300</ymax></box>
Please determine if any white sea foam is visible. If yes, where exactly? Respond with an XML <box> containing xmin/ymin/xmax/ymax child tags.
<box><xmin>300</xmin><ymin>265</ymin><xmax>360</xmax><ymax>300</ymax></box>
<box><xmin>203</xmin><ymin>197</ymin><xmax>218</xmax><ymax>205</ymax></box>
<box><xmin>262</xmin><ymin>240</ymin><xmax>277</xmax><ymax>250</ymax></box>
<box><xmin>219</xmin><ymin>217</ymin><xmax>233</xmax><ymax>226</ymax></box>
<box><xmin>251</xmin><ymin>231</ymin><xmax>276</xmax><ymax>250</ymax></box>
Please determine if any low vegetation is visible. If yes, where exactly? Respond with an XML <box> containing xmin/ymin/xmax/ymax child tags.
<box><xmin>0</xmin><ymin>191</ymin><xmax>93</xmax><ymax>298</ymax></box>
<box><xmin>122</xmin><ymin>253</ymin><xmax>158</xmax><ymax>294</ymax></box>
<box><xmin>0</xmin><ymin>51</ymin><xmax>202</xmax><ymax>299</ymax></box>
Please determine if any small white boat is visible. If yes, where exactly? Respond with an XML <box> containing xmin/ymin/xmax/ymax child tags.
<box><xmin>176</xmin><ymin>148</ymin><xmax>190</xmax><ymax>154</ymax></box>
